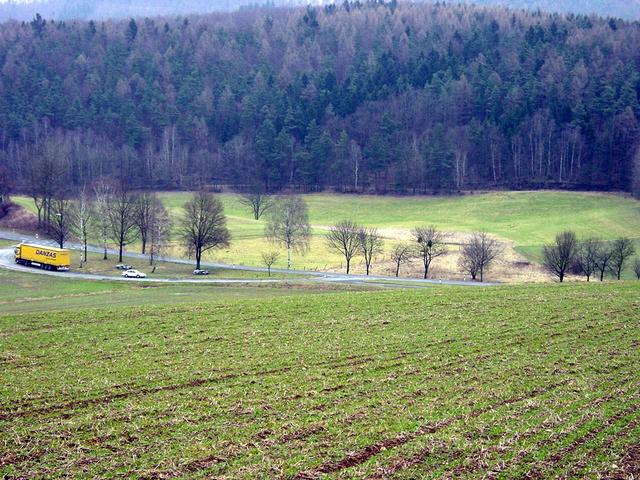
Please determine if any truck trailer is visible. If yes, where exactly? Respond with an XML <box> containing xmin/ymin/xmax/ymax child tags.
<box><xmin>14</xmin><ymin>243</ymin><xmax>71</xmax><ymax>271</ymax></box>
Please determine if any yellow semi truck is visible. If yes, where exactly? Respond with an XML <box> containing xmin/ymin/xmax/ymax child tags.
<box><xmin>14</xmin><ymin>243</ymin><xmax>71</xmax><ymax>271</ymax></box>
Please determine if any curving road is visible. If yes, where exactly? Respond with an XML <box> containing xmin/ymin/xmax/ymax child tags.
<box><xmin>0</xmin><ymin>229</ymin><xmax>496</xmax><ymax>288</ymax></box>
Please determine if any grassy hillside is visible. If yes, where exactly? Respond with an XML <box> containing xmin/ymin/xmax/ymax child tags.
<box><xmin>1</xmin><ymin>281</ymin><xmax>638</xmax><ymax>478</ymax></box>
<box><xmin>10</xmin><ymin>191</ymin><xmax>640</xmax><ymax>279</ymax></box>
<box><xmin>157</xmin><ymin>191</ymin><xmax>640</xmax><ymax>244</ymax></box>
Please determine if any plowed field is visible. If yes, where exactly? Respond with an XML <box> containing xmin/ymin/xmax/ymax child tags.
<box><xmin>1</xmin><ymin>282</ymin><xmax>639</xmax><ymax>478</ymax></box>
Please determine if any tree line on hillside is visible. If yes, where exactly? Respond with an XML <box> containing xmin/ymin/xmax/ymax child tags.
<box><xmin>325</xmin><ymin>221</ymin><xmax>501</xmax><ymax>280</ymax></box>
<box><xmin>543</xmin><ymin>230</ymin><xmax>639</xmax><ymax>281</ymax></box>
<box><xmin>22</xmin><ymin>173</ymin><xmax>311</xmax><ymax>271</ymax></box>
<box><xmin>12</xmin><ymin>179</ymin><xmax>640</xmax><ymax>280</ymax></box>
<box><xmin>0</xmin><ymin>2</ymin><xmax>640</xmax><ymax>196</ymax></box>
<box><xmin>0</xmin><ymin>0</ymin><xmax>243</xmax><ymax>22</ymax></box>
<box><xmin>454</xmin><ymin>0</ymin><xmax>640</xmax><ymax>21</ymax></box>
<box><xmin>16</xmin><ymin>175</ymin><xmax>502</xmax><ymax>279</ymax></box>
<box><xmin>37</xmin><ymin>180</ymin><xmax>231</xmax><ymax>268</ymax></box>
<box><xmin>0</xmin><ymin>0</ymin><xmax>638</xmax><ymax>24</ymax></box>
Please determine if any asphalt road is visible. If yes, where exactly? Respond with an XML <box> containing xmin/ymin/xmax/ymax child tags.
<box><xmin>0</xmin><ymin>229</ymin><xmax>495</xmax><ymax>288</ymax></box>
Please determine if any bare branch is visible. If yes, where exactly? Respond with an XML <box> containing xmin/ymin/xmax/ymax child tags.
<box><xmin>239</xmin><ymin>190</ymin><xmax>273</xmax><ymax>220</ymax></box>
<box><xmin>358</xmin><ymin>227</ymin><xmax>383</xmax><ymax>276</ymax></box>
<box><xmin>413</xmin><ymin>226</ymin><xmax>448</xmax><ymax>279</ymax></box>
<box><xmin>608</xmin><ymin>237</ymin><xmax>636</xmax><ymax>280</ymax></box>
<box><xmin>261</xmin><ymin>251</ymin><xmax>280</xmax><ymax>277</ymax></box>
<box><xmin>390</xmin><ymin>243</ymin><xmax>415</xmax><ymax>277</ymax></box>
<box><xmin>180</xmin><ymin>191</ymin><xmax>230</xmax><ymax>270</ymax></box>
<box><xmin>265</xmin><ymin>196</ymin><xmax>310</xmax><ymax>269</ymax></box>
<box><xmin>326</xmin><ymin>219</ymin><xmax>360</xmax><ymax>274</ymax></box>
<box><xmin>542</xmin><ymin>231</ymin><xmax>578</xmax><ymax>282</ymax></box>
<box><xmin>459</xmin><ymin>231</ymin><xmax>503</xmax><ymax>282</ymax></box>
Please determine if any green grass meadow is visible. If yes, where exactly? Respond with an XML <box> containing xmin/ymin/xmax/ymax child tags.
<box><xmin>155</xmin><ymin>190</ymin><xmax>640</xmax><ymax>244</ymax></box>
<box><xmin>160</xmin><ymin>191</ymin><xmax>640</xmax><ymax>269</ymax></box>
<box><xmin>1</xmin><ymin>278</ymin><xmax>638</xmax><ymax>478</ymax></box>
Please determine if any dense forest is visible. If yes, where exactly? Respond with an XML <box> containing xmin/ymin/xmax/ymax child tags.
<box><xmin>0</xmin><ymin>0</ymin><xmax>639</xmax><ymax>22</ymax></box>
<box><xmin>0</xmin><ymin>0</ymin><xmax>250</xmax><ymax>22</ymax></box>
<box><xmin>1</xmin><ymin>1</ymin><xmax>640</xmax><ymax>195</ymax></box>
<box><xmin>462</xmin><ymin>0</ymin><xmax>640</xmax><ymax>21</ymax></box>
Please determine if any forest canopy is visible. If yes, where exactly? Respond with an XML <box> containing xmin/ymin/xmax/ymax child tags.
<box><xmin>1</xmin><ymin>1</ymin><xmax>640</xmax><ymax>194</ymax></box>
<box><xmin>0</xmin><ymin>0</ymin><xmax>639</xmax><ymax>22</ymax></box>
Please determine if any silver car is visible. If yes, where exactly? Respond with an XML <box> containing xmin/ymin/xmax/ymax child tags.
<box><xmin>122</xmin><ymin>269</ymin><xmax>146</xmax><ymax>278</ymax></box>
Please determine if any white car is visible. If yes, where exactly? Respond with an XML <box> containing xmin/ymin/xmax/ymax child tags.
<box><xmin>122</xmin><ymin>269</ymin><xmax>146</xmax><ymax>278</ymax></box>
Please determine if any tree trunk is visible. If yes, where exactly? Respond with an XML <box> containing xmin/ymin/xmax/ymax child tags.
<box><xmin>196</xmin><ymin>249</ymin><xmax>201</xmax><ymax>270</ymax></box>
<box><xmin>103</xmin><ymin>225</ymin><xmax>108</xmax><ymax>260</ymax></box>
<box><xmin>395</xmin><ymin>263</ymin><xmax>400</xmax><ymax>277</ymax></box>
<box><xmin>119</xmin><ymin>243</ymin><xmax>123</xmax><ymax>262</ymax></box>
<box><xmin>346</xmin><ymin>258</ymin><xmax>350</xmax><ymax>274</ymax></box>
<box><xmin>287</xmin><ymin>246</ymin><xmax>291</xmax><ymax>270</ymax></box>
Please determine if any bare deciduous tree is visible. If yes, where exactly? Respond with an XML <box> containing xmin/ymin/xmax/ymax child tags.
<box><xmin>49</xmin><ymin>195</ymin><xmax>72</xmax><ymax>248</ymax></box>
<box><xmin>633</xmin><ymin>146</ymin><xmax>640</xmax><ymax>199</ymax></box>
<box><xmin>265</xmin><ymin>196</ymin><xmax>311</xmax><ymax>269</ymax></box>
<box><xmin>27</xmin><ymin>139</ymin><xmax>66</xmax><ymax>230</ymax></box>
<box><xmin>390</xmin><ymin>243</ymin><xmax>414</xmax><ymax>277</ymax></box>
<box><xmin>0</xmin><ymin>164</ymin><xmax>10</xmax><ymax>206</ymax></box>
<box><xmin>108</xmin><ymin>186</ymin><xmax>140</xmax><ymax>262</ymax></box>
<box><xmin>608</xmin><ymin>237</ymin><xmax>636</xmax><ymax>280</ymax></box>
<box><xmin>358</xmin><ymin>227</ymin><xmax>384</xmax><ymax>276</ymax></box>
<box><xmin>413</xmin><ymin>226</ymin><xmax>447</xmax><ymax>279</ymax></box>
<box><xmin>633</xmin><ymin>258</ymin><xmax>640</xmax><ymax>280</ymax></box>
<box><xmin>459</xmin><ymin>231</ymin><xmax>502</xmax><ymax>282</ymax></box>
<box><xmin>326</xmin><ymin>219</ymin><xmax>360</xmax><ymax>274</ymax></box>
<box><xmin>239</xmin><ymin>190</ymin><xmax>273</xmax><ymax>220</ymax></box>
<box><xmin>93</xmin><ymin>178</ymin><xmax>115</xmax><ymax>260</ymax></box>
<box><xmin>261</xmin><ymin>251</ymin><xmax>280</xmax><ymax>276</ymax></box>
<box><xmin>148</xmin><ymin>202</ymin><xmax>171</xmax><ymax>268</ymax></box>
<box><xmin>71</xmin><ymin>185</ymin><xmax>94</xmax><ymax>265</ymax></box>
<box><xmin>542</xmin><ymin>231</ymin><xmax>578</xmax><ymax>282</ymax></box>
<box><xmin>574</xmin><ymin>237</ymin><xmax>602</xmax><ymax>282</ymax></box>
<box><xmin>595</xmin><ymin>245</ymin><xmax>615</xmax><ymax>282</ymax></box>
<box><xmin>180</xmin><ymin>191</ymin><xmax>230</xmax><ymax>270</ymax></box>
<box><xmin>134</xmin><ymin>192</ymin><xmax>162</xmax><ymax>254</ymax></box>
